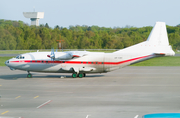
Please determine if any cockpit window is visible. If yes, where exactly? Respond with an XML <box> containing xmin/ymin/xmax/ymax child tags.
<box><xmin>16</xmin><ymin>55</ymin><xmax>25</xmax><ymax>59</ymax></box>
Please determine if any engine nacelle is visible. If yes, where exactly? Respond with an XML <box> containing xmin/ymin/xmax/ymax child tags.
<box><xmin>47</xmin><ymin>51</ymin><xmax>89</xmax><ymax>60</ymax></box>
<box><xmin>54</xmin><ymin>52</ymin><xmax>72</xmax><ymax>60</ymax></box>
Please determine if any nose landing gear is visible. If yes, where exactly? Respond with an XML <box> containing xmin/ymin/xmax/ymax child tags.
<box><xmin>27</xmin><ymin>71</ymin><xmax>32</xmax><ymax>78</ymax></box>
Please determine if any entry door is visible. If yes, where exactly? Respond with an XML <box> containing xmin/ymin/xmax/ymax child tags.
<box><xmin>104</xmin><ymin>53</ymin><xmax>112</xmax><ymax>71</ymax></box>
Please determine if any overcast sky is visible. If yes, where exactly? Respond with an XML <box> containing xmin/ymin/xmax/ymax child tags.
<box><xmin>0</xmin><ymin>0</ymin><xmax>180</xmax><ymax>28</ymax></box>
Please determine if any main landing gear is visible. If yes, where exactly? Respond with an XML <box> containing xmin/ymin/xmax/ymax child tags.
<box><xmin>72</xmin><ymin>73</ymin><xmax>86</xmax><ymax>78</ymax></box>
<box><xmin>27</xmin><ymin>71</ymin><xmax>32</xmax><ymax>78</ymax></box>
<box><xmin>26</xmin><ymin>71</ymin><xmax>85</xmax><ymax>78</ymax></box>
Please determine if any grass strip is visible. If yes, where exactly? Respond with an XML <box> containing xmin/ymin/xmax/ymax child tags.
<box><xmin>0</xmin><ymin>57</ymin><xmax>13</xmax><ymax>66</ymax></box>
<box><xmin>0</xmin><ymin>50</ymin><xmax>36</xmax><ymax>54</ymax></box>
<box><xmin>0</xmin><ymin>50</ymin><xmax>116</xmax><ymax>54</ymax></box>
<box><xmin>132</xmin><ymin>56</ymin><xmax>180</xmax><ymax>66</ymax></box>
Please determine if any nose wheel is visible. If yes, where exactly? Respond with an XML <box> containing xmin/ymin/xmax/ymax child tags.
<box><xmin>27</xmin><ymin>71</ymin><xmax>32</xmax><ymax>78</ymax></box>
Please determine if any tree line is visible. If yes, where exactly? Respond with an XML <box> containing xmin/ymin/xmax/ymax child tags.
<box><xmin>0</xmin><ymin>19</ymin><xmax>180</xmax><ymax>50</ymax></box>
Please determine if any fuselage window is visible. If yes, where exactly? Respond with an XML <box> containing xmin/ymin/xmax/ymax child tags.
<box><xmin>16</xmin><ymin>55</ymin><xmax>25</xmax><ymax>59</ymax></box>
<box><xmin>102</xmin><ymin>62</ymin><xmax>104</xmax><ymax>64</ymax></box>
<box><xmin>16</xmin><ymin>56</ymin><xmax>20</xmax><ymax>59</ymax></box>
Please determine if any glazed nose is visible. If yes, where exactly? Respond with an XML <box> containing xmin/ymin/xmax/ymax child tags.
<box><xmin>5</xmin><ymin>60</ymin><xmax>9</xmax><ymax>65</ymax></box>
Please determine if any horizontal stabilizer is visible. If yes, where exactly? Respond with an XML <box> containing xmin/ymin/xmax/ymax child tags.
<box><xmin>154</xmin><ymin>53</ymin><xmax>165</xmax><ymax>56</ymax></box>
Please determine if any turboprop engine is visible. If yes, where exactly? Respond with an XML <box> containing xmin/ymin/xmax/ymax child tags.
<box><xmin>47</xmin><ymin>52</ymin><xmax>72</xmax><ymax>60</ymax></box>
<box><xmin>55</xmin><ymin>52</ymin><xmax>72</xmax><ymax>60</ymax></box>
<box><xmin>47</xmin><ymin>51</ymin><xmax>89</xmax><ymax>60</ymax></box>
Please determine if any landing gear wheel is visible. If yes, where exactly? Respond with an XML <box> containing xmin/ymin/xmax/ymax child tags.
<box><xmin>72</xmin><ymin>73</ymin><xmax>77</xmax><ymax>78</ymax></box>
<box><xmin>78</xmin><ymin>73</ymin><xmax>83</xmax><ymax>78</ymax></box>
<box><xmin>27</xmin><ymin>73</ymin><xmax>32</xmax><ymax>78</ymax></box>
<box><xmin>27</xmin><ymin>71</ymin><xmax>32</xmax><ymax>78</ymax></box>
<box><xmin>83</xmin><ymin>73</ymin><xmax>86</xmax><ymax>77</ymax></box>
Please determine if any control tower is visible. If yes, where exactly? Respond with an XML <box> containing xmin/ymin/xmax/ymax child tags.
<box><xmin>23</xmin><ymin>12</ymin><xmax>44</xmax><ymax>26</ymax></box>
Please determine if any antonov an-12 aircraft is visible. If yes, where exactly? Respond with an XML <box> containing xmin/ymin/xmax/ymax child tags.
<box><xmin>5</xmin><ymin>22</ymin><xmax>175</xmax><ymax>78</ymax></box>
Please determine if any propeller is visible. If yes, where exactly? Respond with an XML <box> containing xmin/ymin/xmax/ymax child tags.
<box><xmin>47</xmin><ymin>48</ymin><xmax>55</xmax><ymax>61</ymax></box>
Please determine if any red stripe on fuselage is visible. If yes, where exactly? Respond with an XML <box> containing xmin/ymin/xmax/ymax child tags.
<box><xmin>10</xmin><ymin>55</ymin><xmax>153</xmax><ymax>65</ymax></box>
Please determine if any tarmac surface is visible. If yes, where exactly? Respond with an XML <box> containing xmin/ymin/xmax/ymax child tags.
<box><xmin>0</xmin><ymin>54</ymin><xmax>19</xmax><ymax>57</ymax></box>
<box><xmin>0</xmin><ymin>66</ymin><xmax>180</xmax><ymax>118</ymax></box>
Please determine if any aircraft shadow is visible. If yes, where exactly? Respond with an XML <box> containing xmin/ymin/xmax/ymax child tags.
<box><xmin>0</xmin><ymin>74</ymin><xmax>104</xmax><ymax>80</ymax></box>
<box><xmin>0</xmin><ymin>74</ymin><xmax>27</xmax><ymax>80</ymax></box>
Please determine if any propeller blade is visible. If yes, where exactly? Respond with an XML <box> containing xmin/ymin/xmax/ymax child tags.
<box><xmin>49</xmin><ymin>48</ymin><xmax>55</xmax><ymax>61</ymax></box>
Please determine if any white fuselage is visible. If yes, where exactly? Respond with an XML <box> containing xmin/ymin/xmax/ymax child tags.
<box><xmin>5</xmin><ymin>51</ymin><xmax>155</xmax><ymax>73</ymax></box>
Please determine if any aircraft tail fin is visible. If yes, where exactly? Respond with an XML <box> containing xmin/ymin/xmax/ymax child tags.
<box><xmin>114</xmin><ymin>22</ymin><xmax>175</xmax><ymax>56</ymax></box>
<box><xmin>146</xmin><ymin>22</ymin><xmax>169</xmax><ymax>46</ymax></box>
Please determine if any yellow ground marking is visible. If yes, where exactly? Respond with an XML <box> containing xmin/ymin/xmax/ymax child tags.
<box><xmin>1</xmin><ymin>111</ymin><xmax>9</xmax><ymax>115</ymax></box>
<box><xmin>34</xmin><ymin>96</ymin><xmax>39</xmax><ymax>99</ymax></box>
<box><xmin>15</xmin><ymin>96</ymin><xmax>21</xmax><ymax>99</ymax></box>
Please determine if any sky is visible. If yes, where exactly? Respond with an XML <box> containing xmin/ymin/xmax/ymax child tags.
<box><xmin>0</xmin><ymin>0</ymin><xmax>180</xmax><ymax>28</ymax></box>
